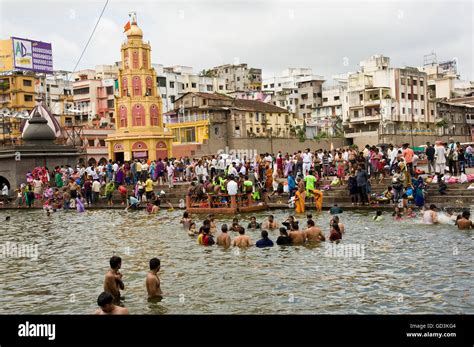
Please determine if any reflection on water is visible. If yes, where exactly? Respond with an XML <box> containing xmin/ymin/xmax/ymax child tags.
<box><xmin>0</xmin><ymin>209</ymin><xmax>472</xmax><ymax>314</ymax></box>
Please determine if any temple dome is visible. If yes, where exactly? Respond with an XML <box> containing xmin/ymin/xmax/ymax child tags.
<box><xmin>22</xmin><ymin>108</ymin><xmax>56</xmax><ymax>142</ymax></box>
<box><xmin>126</xmin><ymin>24</ymin><xmax>143</xmax><ymax>39</ymax></box>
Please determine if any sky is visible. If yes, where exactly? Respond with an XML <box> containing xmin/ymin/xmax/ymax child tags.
<box><xmin>0</xmin><ymin>0</ymin><xmax>472</xmax><ymax>81</ymax></box>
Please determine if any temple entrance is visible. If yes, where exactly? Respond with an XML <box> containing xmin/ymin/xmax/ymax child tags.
<box><xmin>156</xmin><ymin>141</ymin><xmax>168</xmax><ymax>160</ymax></box>
<box><xmin>115</xmin><ymin>152</ymin><xmax>124</xmax><ymax>163</ymax></box>
<box><xmin>132</xmin><ymin>141</ymin><xmax>148</xmax><ymax>161</ymax></box>
<box><xmin>0</xmin><ymin>176</ymin><xmax>10</xmax><ymax>190</ymax></box>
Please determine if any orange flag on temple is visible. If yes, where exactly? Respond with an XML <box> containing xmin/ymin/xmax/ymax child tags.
<box><xmin>123</xmin><ymin>21</ymin><xmax>131</xmax><ymax>32</ymax></box>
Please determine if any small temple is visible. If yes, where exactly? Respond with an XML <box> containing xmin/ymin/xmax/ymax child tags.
<box><xmin>106</xmin><ymin>12</ymin><xmax>174</xmax><ymax>162</ymax></box>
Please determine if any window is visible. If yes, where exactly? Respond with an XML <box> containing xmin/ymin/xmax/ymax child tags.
<box><xmin>420</xmin><ymin>95</ymin><xmax>424</xmax><ymax>101</ymax></box>
<box><xmin>256</xmin><ymin>113</ymin><xmax>259</xmax><ymax>122</ymax></box>
<box><xmin>206</xmin><ymin>85</ymin><xmax>212</xmax><ymax>92</ymax></box>
<box><xmin>278</xmin><ymin>83</ymin><xmax>281</xmax><ymax>87</ymax></box>
<box><xmin>219</xmin><ymin>85</ymin><xmax>223</xmax><ymax>90</ymax></box>
<box><xmin>323</xmin><ymin>97</ymin><xmax>328</xmax><ymax>102</ymax></box>
<box><xmin>264</xmin><ymin>85</ymin><xmax>268</xmax><ymax>89</ymax></box>
<box><xmin>169</xmin><ymin>81</ymin><xmax>175</xmax><ymax>88</ymax></box>
<box><xmin>106</xmin><ymin>86</ymin><xmax>114</xmax><ymax>95</ymax></box>
<box><xmin>421</xmin><ymin>109</ymin><xmax>425</xmax><ymax>115</ymax></box>
<box><xmin>334</xmin><ymin>96</ymin><xmax>339</xmax><ymax>101</ymax></box>
<box><xmin>237</xmin><ymin>77</ymin><xmax>240</xmax><ymax>82</ymax></box>
<box><xmin>119</xmin><ymin>105</ymin><xmax>127</xmax><ymax>128</ymax></box>
<box><xmin>354</xmin><ymin>110</ymin><xmax>359</xmax><ymax>117</ymax></box>
<box><xmin>191</xmin><ymin>83</ymin><xmax>197</xmax><ymax>88</ymax></box>
<box><xmin>431</xmin><ymin>110</ymin><xmax>434</xmax><ymax>116</ymax></box>
<box><xmin>162</xmin><ymin>94</ymin><xmax>166</xmax><ymax>99</ymax></box>
<box><xmin>23</xmin><ymin>79</ymin><xmax>32</xmax><ymax>87</ymax></box>
<box><xmin>150</xmin><ymin>104</ymin><xmax>159</xmax><ymax>126</ymax></box>
<box><xmin>401</xmin><ymin>78</ymin><xmax>406</xmax><ymax>85</ymax></box>
<box><xmin>420</xmin><ymin>79</ymin><xmax>424</xmax><ymax>87</ymax></box>
<box><xmin>158</xmin><ymin>77</ymin><xmax>166</xmax><ymax>88</ymax></box>
<box><xmin>414</xmin><ymin>109</ymin><xmax>418</xmax><ymax>115</ymax></box>
<box><xmin>401</xmin><ymin>92</ymin><xmax>405</xmax><ymax>99</ymax></box>
<box><xmin>359</xmin><ymin>94</ymin><xmax>363</xmax><ymax>101</ymax></box>
<box><xmin>132</xmin><ymin>76</ymin><xmax>142</xmax><ymax>96</ymax></box>
<box><xmin>412</xmin><ymin>79</ymin><xmax>417</xmax><ymax>86</ymax></box>
<box><xmin>75</xmin><ymin>87</ymin><xmax>90</xmax><ymax>95</ymax></box>
<box><xmin>270</xmin><ymin>84</ymin><xmax>274</xmax><ymax>88</ymax></box>
<box><xmin>300</xmin><ymin>104</ymin><xmax>305</xmax><ymax>109</ymax></box>
<box><xmin>132</xmin><ymin>104</ymin><xmax>146</xmax><ymax>126</ymax></box>
<box><xmin>214</xmin><ymin>127</ymin><xmax>219</xmax><ymax>135</ymax></box>
<box><xmin>99</xmin><ymin>139</ymin><xmax>106</xmax><ymax>147</ymax></box>
<box><xmin>132</xmin><ymin>50</ymin><xmax>139</xmax><ymax>69</ymax></box>
<box><xmin>408</xmin><ymin>107</ymin><xmax>411</xmax><ymax>114</ymax></box>
<box><xmin>413</xmin><ymin>94</ymin><xmax>418</xmax><ymax>101</ymax></box>
<box><xmin>256</xmin><ymin>127</ymin><xmax>260</xmax><ymax>133</ymax></box>
<box><xmin>142</xmin><ymin>50</ymin><xmax>148</xmax><ymax>69</ymax></box>
<box><xmin>24</xmin><ymin>94</ymin><xmax>33</xmax><ymax>102</ymax></box>
<box><xmin>402</xmin><ymin>107</ymin><xmax>405</xmax><ymax>114</ymax></box>
<box><xmin>170</xmin><ymin>95</ymin><xmax>175</xmax><ymax>103</ymax></box>
<box><xmin>235</xmin><ymin>126</ymin><xmax>240</xmax><ymax>131</ymax></box>
<box><xmin>107</xmin><ymin>99</ymin><xmax>114</xmax><ymax>108</ymax></box>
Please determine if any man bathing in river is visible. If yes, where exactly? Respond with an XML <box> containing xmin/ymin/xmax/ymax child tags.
<box><xmin>232</xmin><ymin>227</ymin><xmax>252</xmax><ymax>248</ymax></box>
<box><xmin>304</xmin><ymin>219</ymin><xmax>326</xmax><ymax>242</ymax></box>
<box><xmin>103</xmin><ymin>256</ymin><xmax>124</xmax><ymax>303</ymax></box>
<box><xmin>146</xmin><ymin>257</ymin><xmax>163</xmax><ymax>299</ymax></box>
<box><xmin>216</xmin><ymin>224</ymin><xmax>231</xmax><ymax>248</ymax></box>
<box><xmin>94</xmin><ymin>292</ymin><xmax>129</xmax><ymax>315</ymax></box>
<box><xmin>262</xmin><ymin>215</ymin><xmax>278</xmax><ymax>230</ymax></box>
<box><xmin>456</xmin><ymin>210</ymin><xmax>473</xmax><ymax>230</ymax></box>
<box><xmin>289</xmin><ymin>229</ymin><xmax>305</xmax><ymax>244</ymax></box>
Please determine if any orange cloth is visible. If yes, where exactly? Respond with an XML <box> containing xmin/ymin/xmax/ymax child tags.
<box><xmin>295</xmin><ymin>190</ymin><xmax>305</xmax><ymax>214</ymax></box>
<box><xmin>312</xmin><ymin>189</ymin><xmax>323</xmax><ymax>212</ymax></box>
<box><xmin>265</xmin><ymin>168</ymin><xmax>273</xmax><ymax>189</ymax></box>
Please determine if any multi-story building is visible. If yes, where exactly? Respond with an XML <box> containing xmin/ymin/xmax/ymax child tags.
<box><xmin>262</xmin><ymin>68</ymin><xmax>324</xmax><ymax>116</ymax></box>
<box><xmin>0</xmin><ymin>71</ymin><xmax>38</xmax><ymax>144</ymax></box>
<box><xmin>435</xmin><ymin>99</ymin><xmax>473</xmax><ymax>141</ymax></box>
<box><xmin>163</xmin><ymin>92</ymin><xmax>302</xmax><ymax>156</ymax></box>
<box><xmin>343</xmin><ymin>55</ymin><xmax>431</xmax><ymax>146</ymax></box>
<box><xmin>207</xmin><ymin>63</ymin><xmax>262</xmax><ymax>92</ymax></box>
<box><xmin>106</xmin><ymin>14</ymin><xmax>173</xmax><ymax>162</ymax></box>
<box><xmin>307</xmin><ymin>82</ymin><xmax>348</xmax><ymax>138</ymax></box>
<box><xmin>154</xmin><ymin>64</ymin><xmax>228</xmax><ymax>112</ymax></box>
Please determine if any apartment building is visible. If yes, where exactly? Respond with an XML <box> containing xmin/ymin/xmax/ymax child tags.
<box><xmin>207</xmin><ymin>63</ymin><xmax>262</xmax><ymax>92</ymax></box>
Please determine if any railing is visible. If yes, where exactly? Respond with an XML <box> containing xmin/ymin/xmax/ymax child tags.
<box><xmin>164</xmin><ymin>114</ymin><xmax>209</xmax><ymax>124</ymax></box>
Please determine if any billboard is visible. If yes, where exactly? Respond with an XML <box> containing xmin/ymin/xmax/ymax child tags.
<box><xmin>0</xmin><ymin>39</ymin><xmax>13</xmax><ymax>71</ymax></box>
<box><xmin>11</xmin><ymin>37</ymin><xmax>53</xmax><ymax>74</ymax></box>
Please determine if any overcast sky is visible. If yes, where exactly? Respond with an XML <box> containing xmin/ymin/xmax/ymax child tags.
<box><xmin>0</xmin><ymin>0</ymin><xmax>472</xmax><ymax>81</ymax></box>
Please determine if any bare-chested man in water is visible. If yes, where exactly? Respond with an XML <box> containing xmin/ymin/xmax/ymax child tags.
<box><xmin>94</xmin><ymin>292</ymin><xmax>129</xmax><ymax>315</ymax></box>
<box><xmin>262</xmin><ymin>215</ymin><xmax>279</xmax><ymax>230</ymax></box>
<box><xmin>103</xmin><ymin>256</ymin><xmax>124</xmax><ymax>303</ymax></box>
<box><xmin>289</xmin><ymin>229</ymin><xmax>306</xmax><ymax>245</ymax></box>
<box><xmin>304</xmin><ymin>219</ymin><xmax>326</xmax><ymax>242</ymax></box>
<box><xmin>456</xmin><ymin>210</ymin><xmax>473</xmax><ymax>230</ymax></box>
<box><xmin>146</xmin><ymin>257</ymin><xmax>163</xmax><ymax>299</ymax></box>
<box><xmin>232</xmin><ymin>227</ymin><xmax>252</xmax><ymax>248</ymax></box>
<box><xmin>216</xmin><ymin>224</ymin><xmax>231</xmax><ymax>248</ymax></box>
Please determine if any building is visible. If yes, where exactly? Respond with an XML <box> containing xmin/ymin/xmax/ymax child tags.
<box><xmin>307</xmin><ymin>82</ymin><xmax>348</xmax><ymax>138</ymax></box>
<box><xmin>343</xmin><ymin>55</ymin><xmax>432</xmax><ymax>146</ymax></box>
<box><xmin>262</xmin><ymin>68</ymin><xmax>324</xmax><ymax>116</ymax></box>
<box><xmin>0</xmin><ymin>71</ymin><xmax>38</xmax><ymax>144</ymax></box>
<box><xmin>164</xmin><ymin>92</ymin><xmax>302</xmax><ymax>157</ymax></box>
<box><xmin>154</xmin><ymin>64</ymin><xmax>228</xmax><ymax>112</ymax></box>
<box><xmin>435</xmin><ymin>99</ymin><xmax>473</xmax><ymax>142</ymax></box>
<box><xmin>207</xmin><ymin>63</ymin><xmax>262</xmax><ymax>92</ymax></box>
<box><xmin>106</xmin><ymin>14</ymin><xmax>173</xmax><ymax>162</ymax></box>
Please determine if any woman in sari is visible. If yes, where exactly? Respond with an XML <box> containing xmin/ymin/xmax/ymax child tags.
<box><xmin>412</xmin><ymin>175</ymin><xmax>425</xmax><ymax>207</ymax></box>
<box><xmin>294</xmin><ymin>178</ymin><xmax>306</xmax><ymax>214</ymax></box>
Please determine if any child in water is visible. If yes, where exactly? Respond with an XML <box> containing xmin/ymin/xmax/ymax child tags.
<box><xmin>180</xmin><ymin>212</ymin><xmax>192</xmax><ymax>230</ymax></box>
<box><xmin>188</xmin><ymin>222</ymin><xmax>197</xmax><ymax>236</ymax></box>
<box><xmin>392</xmin><ymin>207</ymin><xmax>403</xmax><ymax>220</ymax></box>
<box><xmin>405</xmin><ymin>207</ymin><xmax>416</xmax><ymax>218</ymax></box>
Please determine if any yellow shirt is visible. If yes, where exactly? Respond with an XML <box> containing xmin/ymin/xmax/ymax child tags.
<box><xmin>145</xmin><ymin>179</ymin><xmax>153</xmax><ymax>192</ymax></box>
<box><xmin>197</xmin><ymin>233</ymin><xmax>204</xmax><ymax>245</ymax></box>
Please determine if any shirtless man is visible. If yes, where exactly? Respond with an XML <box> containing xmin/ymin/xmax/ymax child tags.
<box><xmin>456</xmin><ymin>210</ymin><xmax>473</xmax><ymax>230</ymax></box>
<box><xmin>216</xmin><ymin>224</ymin><xmax>231</xmax><ymax>248</ymax></box>
<box><xmin>146</xmin><ymin>258</ymin><xmax>163</xmax><ymax>299</ymax></box>
<box><xmin>304</xmin><ymin>219</ymin><xmax>326</xmax><ymax>242</ymax></box>
<box><xmin>262</xmin><ymin>215</ymin><xmax>279</xmax><ymax>230</ymax></box>
<box><xmin>94</xmin><ymin>292</ymin><xmax>129</xmax><ymax>315</ymax></box>
<box><xmin>103</xmin><ymin>256</ymin><xmax>124</xmax><ymax>303</ymax></box>
<box><xmin>422</xmin><ymin>204</ymin><xmax>439</xmax><ymax>224</ymax></box>
<box><xmin>232</xmin><ymin>227</ymin><xmax>252</xmax><ymax>248</ymax></box>
<box><xmin>289</xmin><ymin>229</ymin><xmax>306</xmax><ymax>245</ymax></box>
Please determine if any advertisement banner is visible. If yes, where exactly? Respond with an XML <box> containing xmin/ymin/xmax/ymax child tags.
<box><xmin>0</xmin><ymin>39</ymin><xmax>13</xmax><ymax>72</ymax></box>
<box><xmin>11</xmin><ymin>37</ymin><xmax>53</xmax><ymax>74</ymax></box>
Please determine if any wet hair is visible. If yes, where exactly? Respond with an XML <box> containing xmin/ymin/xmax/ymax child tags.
<box><xmin>307</xmin><ymin>219</ymin><xmax>315</xmax><ymax>227</ymax></box>
<box><xmin>149</xmin><ymin>257</ymin><xmax>160</xmax><ymax>270</ymax></box>
<box><xmin>430</xmin><ymin>204</ymin><xmax>437</xmax><ymax>210</ymax></box>
<box><xmin>251</xmin><ymin>216</ymin><xmax>256</xmax><ymax>221</ymax></box>
<box><xmin>307</xmin><ymin>214</ymin><xmax>312</xmax><ymax>219</ymax></box>
<box><xmin>268</xmin><ymin>215</ymin><xmax>274</xmax><ymax>221</ymax></box>
<box><xmin>261</xmin><ymin>230</ymin><xmax>269</xmax><ymax>239</ymax></box>
<box><xmin>189</xmin><ymin>222</ymin><xmax>196</xmax><ymax>230</ymax></box>
<box><xmin>238</xmin><ymin>227</ymin><xmax>245</xmax><ymax>235</ymax></box>
<box><xmin>332</xmin><ymin>223</ymin><xmax>341</xmax><ymax>233</ymax></box>
<box><xmin>462</xmin><ymin>210</ymin><xmax>470</xmax><ymax>218</ymax></box>
<box><xmin>183</xmin><ymin>212</ymin><xmax>189</xmax><ymax>218</ymax></box>
<box><xmin>221</xmin><ymin>224</ymin><xmax>228</xmax><ymax>233</ymax></box>
<box><xmin>376</xmin><ymin>210</ymin><xmax>382</xmax><ymax>216</ymax></box>
<box><xmin>232</xmin><ymin>217</ymin><xmax>239</xmax><ymax>223</ymax></box>
<box><xmin>203</xmin><ymin>219</ymin><xmax>211</xmax><ymax>227</ymax></box>
<box><xmin>109</xmin><ymin>256</ymin><xmax>121</xmax><ymax>269</ymax></box>
<box><xmin>333</xmin><ymin>216</ymin><xmax>340</xmax><ymax>223</ymax></box>
<box><xmin>97</xmin><ymin>291</ymin><xmax>113</xmax><ymax>307</ymax></box>
<box><xmin>279</xmin><ymin>227</ymin><xmax>288</xmax><ymax>236</ymax></box>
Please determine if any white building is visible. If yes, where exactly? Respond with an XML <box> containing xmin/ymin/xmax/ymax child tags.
<box><xmin>262</xmin><ymin>68</ymin><xmax>324</xmax><ymax>116</ymax></box>
<box><xmin>154</xmin><ymin>64</ymin><xmax>228</xmax><ymax>112</ymax></box>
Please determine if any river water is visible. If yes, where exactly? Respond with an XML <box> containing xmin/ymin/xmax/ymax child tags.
<box><xmin>0</xmin><ymin>209</ymin><xmax>472</xmax><ymax>314</ymax></box>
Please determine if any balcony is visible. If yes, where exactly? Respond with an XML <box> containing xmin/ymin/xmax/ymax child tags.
<box><xmin>164</xmin><ymin>114</ymin><xmax>209</xmax><ymax>124</ymax></box>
